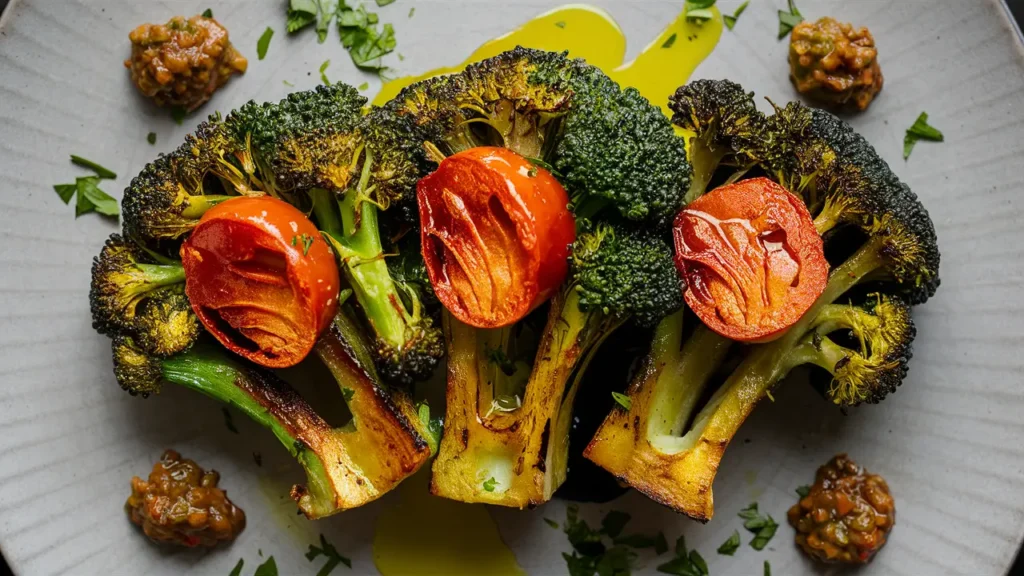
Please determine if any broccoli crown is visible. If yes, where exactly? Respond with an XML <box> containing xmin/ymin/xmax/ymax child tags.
<box><xmin>112</xmin><ymin>335</ymin><xmax>164</xmax><ymax>397</ymax></box>
<box><xmin>361</xmin><ymin>107</ymin><xmax>433</xmax><ymax>216</ymax></box>
<box><xmin>802</xmin><ymin>294</ymin><xmax>916</xmax><ymax>406</ymax></box>
<box><xmin>122</xmin><ymin>121</ymin><xmax>238</xmax><ymax>243</ymax></box>
<box><xmin>555</xmin><ymin>65</ymin><xmax>690</xmax><ymax>226</ymax></box>
<box><xmin>90</xmin><ymin>234</ymin><xmax>200</xmax><ymax>358</ymax></box>
<box><xmin>373</xmin><ymin>323</ymin><xmax>445</xmax><ymax>384</ymax></box>
<box><xmin>226</xmin><ymin>83</ymin><xmax>367</xmax><ymax>194</ymax></box>
<box><xmin>668</xmin><ymin>78</ymin><xmax>761</xmax><ymax>153</ymax></box>
<box><xmin>133</xmin><ymin>286</ymin><xmax>202</xmax><ymax>358</ymax></box>
<box><xmin>571</xmin><ymin>224</ymin><xmax>684</xmax><ymax>327</ymax></box>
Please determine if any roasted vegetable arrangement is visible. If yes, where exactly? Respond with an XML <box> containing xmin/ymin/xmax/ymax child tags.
<box><xmin>90</xmin><ymin>48</ymin><xmax>939</xmax><ymax>521</ymax></box>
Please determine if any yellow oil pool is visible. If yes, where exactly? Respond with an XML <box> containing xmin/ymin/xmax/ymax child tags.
<box><xmin>371</xmin><ymin>4</ymin><xmax>722</xmax><ymax>575</ymax></box>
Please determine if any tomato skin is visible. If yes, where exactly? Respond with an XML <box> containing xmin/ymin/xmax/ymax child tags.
<box><xmin>418</xmin><ymin>147</ymin><xmax>575</xmax><ymax>328</ymax></box>
<box><xmin>181</xmin><ymin>196</ymin><xmax>340</xmax><ymax>367</ymax></box>
<box><xmin>673</xmin><ymin>177</ymin><xmax>828</xmax><ymax>342</ymax></box>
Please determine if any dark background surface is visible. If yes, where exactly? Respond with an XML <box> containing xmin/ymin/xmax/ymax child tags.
<box><xmin>0</xmin><ymin>0</ymin><xmax>1022</xmax><ymax>574</ymax></box>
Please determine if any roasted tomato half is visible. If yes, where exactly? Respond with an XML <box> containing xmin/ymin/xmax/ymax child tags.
<box><xmin>181</xmin><ymin>196</ymin><xmax>340</xmax><ymax>367</ymax></box>
<box><xmin>417</xmin><ymin>147</ymin><xmax>575</xmax><ymax>328</ymax></box>
<box><xmin>673</xmin><ymin>177</ymin><xmax>827</xmax><ymax>342</ymax></box>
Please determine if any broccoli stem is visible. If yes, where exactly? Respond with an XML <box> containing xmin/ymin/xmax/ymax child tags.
<box><xmin>645</xmin><ymin>315</ymin><xmax>733</xmax><ymax>453</ymax></box>
<box><xmin>179</xmin><ymin>194</ymin><xmax>233</xmax><ymax>219</ymax></box>
<box><xmin>528</xmin><ymin>288</ymin><xmax>624</xmax><ymax>495</ymax></box>
<box><xmin>159</xmin><ymin>343</ymin><xmax>337</xmax><ymax>518</ymax></box>
<box><xmin>311</xmin><ymin>151</ymin><xmax>416</xmax><ymax>356</ymax></box>
<box><xmin>134</xmin><ymin>262</ymin><xmax>186</xmax><ymax>288</ymax></box>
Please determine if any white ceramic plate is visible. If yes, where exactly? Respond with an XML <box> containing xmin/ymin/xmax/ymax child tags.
<box><xmin>2</xmin><ymin>0</ymin><xmax>1024</xmax><ymax>574</ymax></box>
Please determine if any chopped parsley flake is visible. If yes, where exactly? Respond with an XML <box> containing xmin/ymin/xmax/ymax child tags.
<box><xmin>903</xmin><ymin>112</ymin><xmax>944</xmax><ymax>160</ymax></box>
<box><xmin>723</xmin><ymin>0</ymin><xmax>749</xmax><ymax>30</ymax></box>
<box><xmin>257</xmin><ymin>27</ymin><xmax>274</xmax><ymax>60</ymax></box>
<box><xmin>306</xmin><ymin>534</ymin><xmax>352</xmax><ymax>575</ymax></box>
<box><xmin>717</xmin><ymin>530</ymin><xmax>740</xmax><ymax>555</ymax></box>
<box><xmin>611</xmin><ymin>391</ymin><xmax>632</xmax><ymax>411</ymax></box>
<box><xmin>147</xmin><ymin>132</ymin><xmax>157</xmax><ymax>145</ymax></box>
<box><xmin>777</xmin><ymin>0</ymin><xmax>803</xmax><ymax>39</ymax></box>
<box><xmin>482</xmin><ymin>477</ymin><xmax>499</xmax><ymax>492</ymax></box>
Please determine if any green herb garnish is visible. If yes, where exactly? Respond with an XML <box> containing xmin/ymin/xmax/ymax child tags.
<box><xmin>555</xmin><ymin>21</ymin><xmax>567</xmax><ymax>29</ymax></box>
<box><xmin>482</xmin><ymin>477</ymin><xmax>499</xmax><ymax>492</ymax></box>
<box><xmin>545</xmin><ymin>517</ymin><xmax>560</xmax><ymax>529</ymax></box>
<box><xmin>283</xmin><ymin>80</ymin><xmax>295</xmax><ymax>87</ymax></box>
<box><xmin>601</xmin><ymin>511</ymin><xmax>630</xmax><ymax>538</ymax></box>
<box><xmin>613</xmin><ymin>532</ymin><xmax>668</xmax><ymax>555</ymax></box>
<box><xmin>777</xmin><ymin>0</ymin><xmax>803</xmax><ymax>39</ymax></box>
<box><xmin>287</xmin><ymin>0</ymin><xmax>318</xmax><ymax>33</ymax></box>
<box><xmin>147</xmin><ymin>132</ymin><xmax>157</xmax><ymax>145</ymax></box>
<box><xmin>723</xmin><ymin>0</ymin><xmax>749</xmax><ymax>30</ymax></box>
<box><xmin>257</xmin><ymin>27</ymin><xmax>274</xmax><ymax>60</ymax></box>
<box><xmin>739</xmin><ymin>502</ymin><xmax>778</xmax><ymax>550</ymax></box>
<box><xmin>375</xmin><ymin>0</ymin><xmax>395</xmax><ymax>6</ymax></box>
<box><xmin>61</xmin><ymin>177</ymin><xmax>119</xmax><ymax>218</ymax></box>
<box><xmin>717</xmin><ymin>530</ymin><xmax>740</xmax><ymax>555</ymax></box>
<box><xmin>358</xmin><ymin>82</ymin><xmax>369</xmax><ymax>91</ymax></box>
<box><xmin>662</xmin><ymin>33</ymin><xmax>678</xmax><ymax>48</ymax></box>
<box><xmin>341</xmin><ymin>387</ymin><xmax>355</xmax><ymax>402</ymax></box>
<box><xmin>795</xmin><ymin>484</ymin><xmax>811</xmax><ymax>498</ymax></box>
<box><xmin>222</xmin><ymin>406</ymin><xmax>239</xmax><ymax>434</ymax></box>
<box><xmin>764</xmin><ymin>560</ymin><xmax>771</xmax><ymax>576</ymax></box>
<box><xmin>685</xmin><ymin>0</ymin><xmax>716</xmax><ymax>25</ymax></box>
<box><xmin>408</xmin><ymin>7</ymin><xmax>415</xmax><ymax>17</ymax></box>
<box><xmin>903</xmin><ymin>112</ymin><xmax>944</xmax><ymax>160</ymax></box>
<box><xmin>170</xmin><ymin>106</ymin><xmax>186</xmax><ymax>125</ymax></box>
<box><xmin>320</xmin><ymin>59</ymin><xmax>331</xmax><ymax>85</ymax></box>
<box><xmin>70</xmin><ymin>155</ymin><xmax>116</xmax><ymax>179</ymax></box>
<box><xmin>253</xmin><ymin>556</ymin><xmax>278</xmax><ymax>576</ymax></box>
<box><xmin>228</xmin><ymin>558</ymin><xmax>244</xmax><ymax>576</ymax></box>
<box><xmin>656</xmin><ymin>535</ymin><xmax>709</xmax><ymax>575</ymax></box>
<box><xmin>527</xmin><ymin>166</ymin><xmax>538</xmax><ymax>178</ymax></box>
<box><xmin>306</xmin><ymin>533</ymin><xmax>352</xmax><ymax>575</ymax></box>
<box><xmin>611</xmin><ymin>391</ymin><xmax>632</xmax><ymax>411</ymax></box>
<box><xmin>202</xmin><ymin>8</ymin><xmax>213</xmax><ymax>18</ymax></box>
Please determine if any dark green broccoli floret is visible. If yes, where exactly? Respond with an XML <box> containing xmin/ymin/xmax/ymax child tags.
<box><xmin>90</xmin><ymin>234</ymin><xmax>198</xmax><ymax>357</ymax></box>
<box><xmin>555</xmin><ymin>66</ymin><xmax>690</xmax><ymax>225</ymax></box>
<box><xmin>225</xmin><ymin>82</ymin><xmax>367</xmax><ymax>197</ymax></box>
<box><xmin>584</xmin><ymin>82</ymin><xmax>941</xmax><ymax>522</ymax></box>
<box><xmin>572</xmin><ymin>223</ymin><xmax>683</xmax><ymax>327</ymax></box>
<box><xmin>668</xmin><ymin>79</ymin><xmax>762</xmax><ymax>203</ymax></box>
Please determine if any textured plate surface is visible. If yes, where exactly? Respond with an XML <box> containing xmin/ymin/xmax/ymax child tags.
<box><xmin>1</xmin><ymin>0</ymin><xmax>1023</xmax><ymax>574</ymax></box>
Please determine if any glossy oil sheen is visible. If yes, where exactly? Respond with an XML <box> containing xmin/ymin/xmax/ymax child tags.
<box><xmin>372</xmin><ymin>5</ymin><xmax>721</xmax><ymax>576</ymax></box>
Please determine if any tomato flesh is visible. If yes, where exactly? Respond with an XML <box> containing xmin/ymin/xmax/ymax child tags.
<box><xmin>418</xmin><ymin>147</ymin><xmax>575</xmax><ymax>328</ymax></box>
<box><xmin>673</xmin><ymin>177</ymin><xmax>828</xmax><ymax>342</ymax></box>
<box><xmin>181</xmin><ymin>196</ymin><xmax>340</xmax><ymax>367</ymax></box>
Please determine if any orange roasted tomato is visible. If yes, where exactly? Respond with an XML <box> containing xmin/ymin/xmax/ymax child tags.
<box><xmin>181</xmin><ymin>196</ymin><xmax>340</xmax><ymax>367</ymax></box>
<box><xmin>417</xmin><ymin>147</ymin><xmax>576</xmax><ymax>328</ymax></box>
<box><xmin>673</xmin><ymin>177</ymin><xmax>827</xmax><ymax>342</ymax></box>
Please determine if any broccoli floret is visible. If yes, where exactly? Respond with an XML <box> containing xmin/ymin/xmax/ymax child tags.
<box><xmin>225</xmin><ymin>83</ymin><xmax>367</xmax><ymax>197</ymax></box>
<box><xmin>90</xmin><ymin>234</ymin><xmax>198</xmax><ymax>357</ymax></box>
<box><xmin>585</xmin><ymin>84</ymin><xmax>940</xmax><ymax>522</ymax></box>
<box><xmin>432</xmin><ymin>224</ymin><xmax>682</xmax><ymax>507</ymax></box>
<box><xmin>790</xmin><ymin>295</ymin><xmax>915</xmax><ymax>406</ymax></box>
<box><xmin>225</xmin><ymin>86</ymin><xmax>442</xmax><ymax>384</ymax></box>
<box><xmin>668</xmin><ymin>79</ymin><xmax>762</xmax><ymax>204</ymax></box>
<box><xmin>110</xmin><ymin>310</ymin><xmax>436</xmax><ymax>519</ymax></box>
<box><xmin>555</xmin><ymin>66</ymin><xmax>690</xmax><ymax>225</ymax></box>
<box><xmin>122</xmin><ymin>122</ymin><xmax>239</xmax><ymax>243</ymax></box>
